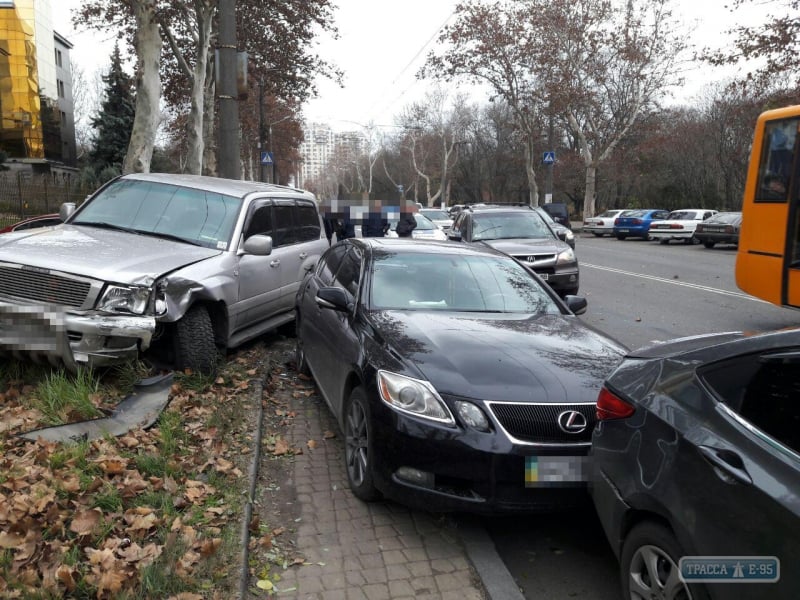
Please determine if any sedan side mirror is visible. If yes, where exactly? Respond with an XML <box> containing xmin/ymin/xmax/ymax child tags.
<box><xmin>564</xmin><ymin>295</ymin><xmax>587</xmax><ymax>315</ymax></box>
<box><xmin>316</xmin><ymin>287</ymin><xmax>353</xmax><ymax>312</ymax></box>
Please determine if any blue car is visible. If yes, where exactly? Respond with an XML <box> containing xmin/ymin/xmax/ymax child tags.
<box><xmin>613</xmin><ymin>209</ymin><xmax>669</xmax><ymax>240</ymax></box>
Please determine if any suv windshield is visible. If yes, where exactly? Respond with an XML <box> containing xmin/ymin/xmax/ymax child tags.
<box><xmin>72</xmin><ymin>179</ymin><xmax>242</xmax><ymax>250</ymax></box>
<box><xmin>471</xmin><ymin>213</ymin><xmax>554</xmax><ymax>241</ymax></box>
<box><xmin>421</xmin><ymin>209</ymin><xmax>450</xmax><ymax>220</ymax></box>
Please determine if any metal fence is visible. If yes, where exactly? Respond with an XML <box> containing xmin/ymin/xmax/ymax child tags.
<box><xmin>0</xmin><ymin>172</ymin><xmax>94</xmax><ymax>229</ymax></box>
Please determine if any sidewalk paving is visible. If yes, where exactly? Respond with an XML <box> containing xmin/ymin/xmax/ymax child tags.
<box><xmin>247</xmin><ymin>339</ymin><xmax>493</xmax><ymax>600</ymax></box>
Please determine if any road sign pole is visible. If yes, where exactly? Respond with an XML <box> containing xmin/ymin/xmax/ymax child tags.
<box><xmin>545</xmin><ymin>113</ymin><xmax>554</xmax><ymax>203</ymax></box>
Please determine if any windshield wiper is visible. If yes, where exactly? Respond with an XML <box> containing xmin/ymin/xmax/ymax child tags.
<box><xmin>73</xmin><ymin>221</ymin><xmax>141</xmax><ymax>235</ymax></box>
<box><xmin>139</xmin><ymin>230</ymin><xmax>204</xmax><ymax>247</ymax></box>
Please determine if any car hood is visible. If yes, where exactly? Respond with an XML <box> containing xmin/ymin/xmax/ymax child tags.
<box><xmin>0</xmin><ymin>224</ymin><xmax>221</xmax><ymax>283</ymax></box>
<box><xmin>477</xmin><ymin>238</ymin><xmax>566</xmax><ymax>254</ymax></box>
<box><xmin>369</xmin><ymin>310</ymin><xmax>625</xmax><ymax>403</ymax></box>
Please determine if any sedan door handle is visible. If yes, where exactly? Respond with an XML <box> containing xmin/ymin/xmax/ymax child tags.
<box><xmin>270</xmin><ymin>260</ymin><xmax>280</xmax><ymax>268</ymax></box>
<box><xmin>698</xmin><ymin>445</ymin><xmax>752</xmax><ymax>485</ymax></box>
<box><xmin>299</xmin><ymin>252</ymin><xmax>308</xmax><ymax>259</ymax></box>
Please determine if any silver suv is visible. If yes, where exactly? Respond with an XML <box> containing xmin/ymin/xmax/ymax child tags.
<box><xmin>0</xmin><ymin>173</ymin><xmax>328</xmax><ymax>373</ymax></box>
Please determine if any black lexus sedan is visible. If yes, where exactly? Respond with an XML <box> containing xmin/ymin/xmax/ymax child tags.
<box><xmin>295</xmin><ymin>238</ymin><xmax>626</xmax><ymax>513</ymax></box>
<box><xmin>591</xmin><ymin>329</ymin><xmax>800</xmax><ymax>599</ymax></box>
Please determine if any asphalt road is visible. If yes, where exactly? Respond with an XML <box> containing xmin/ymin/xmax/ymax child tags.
<box><xmin>477</xmin><ymin>232</ymin><xmax>799</xmax><ymax>600</ymax></box>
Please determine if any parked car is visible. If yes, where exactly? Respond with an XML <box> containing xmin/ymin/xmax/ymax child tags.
<box><xmin>295</xmin><ymin>238</ymin><xmax>626</xmax><ymax>513</ymax></box>
<box><xmin>613</xmin><ymin>208</ymin><xmax>670</xmax><ymax>240</ymax></box>
<box><xmin>582</xmin><ymin>209</ymin><xmax>625</xmax><ymax>237</ymax></box>
<box><xmin>0</xmin><ymin>173</ymin><xmax>328</xmax><ymax>374</ymax></box>
<box><xmin>694</xmin><ymin>211</ymin><xmax>743</xmax><ymax>248</ymax></box>
<box><xmin>533</xmin><ymin>206</ymin><xmax>575</xmax><ymax>248</ymax></box>
<box><xmin>0</xmin><ymin>213</ymin><xmax>62</xmax><ymax>233</ymax></box>
<box><xmin>449</xmin><ymin>205</ymin><xmax>579</xmax><ymax>296</ymax></box>
<box><xmin>591</xmin><ymin>328</ymin><xmax>800</xmax><ymax>599</ymax></box>
<box><xmin>540</xmin><ymin>202</ymin><xmax>572</xmax><ymax>229</ymax></box>
<box><xmin>648</xmin><ymin>208</ymin><xmax>718</xmax><ymax>244</ymax></box>
<box><xmin>386</xmin><ymin>212</ymin><xmax>447</xmax><ymax>240</ymax></box>
<box><xmin>419</xmin><ymin>208</ymin><xmax>454</xmax><ymax>231</ymax></box>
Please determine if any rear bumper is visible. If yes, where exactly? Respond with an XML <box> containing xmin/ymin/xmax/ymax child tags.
<box><xmin>0</xmin><ymin>300</ymin><xmax>155</xmax><ymax>371</ymax></box>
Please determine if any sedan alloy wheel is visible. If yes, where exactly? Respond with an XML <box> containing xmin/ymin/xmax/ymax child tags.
<box><xmin>344</xmin><ymin>387</ymin><xmax>380</xmax><ymax>501</ymax></box>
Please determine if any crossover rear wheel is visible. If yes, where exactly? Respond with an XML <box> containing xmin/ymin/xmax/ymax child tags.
<box><xmin>621</xmin><ymin>522</ymin><xmax>695</xmax><ymax>600</ymax></box>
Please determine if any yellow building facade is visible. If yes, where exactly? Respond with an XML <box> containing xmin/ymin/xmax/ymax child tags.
<box><xmin>0</xmin><ymin>0</ymin><xmax>72</xmax><ymax>163</ymax></box>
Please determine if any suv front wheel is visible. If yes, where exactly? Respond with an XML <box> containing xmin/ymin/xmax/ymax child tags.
<box><xmin>173</xmin><ymin>305</ymin><xmax>217</xmax><ymax>374</ymax></box>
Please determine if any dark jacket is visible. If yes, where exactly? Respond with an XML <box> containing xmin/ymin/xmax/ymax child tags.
<box><xmin>395</xmin><ymin>214</ymin><xmax>417</xmax><ymax>237</ymax></box>
<box><xmin>362</xmin><ymin>212</ymin><xmax>389</xmax><ymax>237</ymax></box>
<box><xmin>335</xmin><ymin>216</ymin><xmax>356</xmax><ymax>241</ymax></box>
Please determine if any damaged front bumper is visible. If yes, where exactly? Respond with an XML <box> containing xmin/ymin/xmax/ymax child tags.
<box><xmin>0</xmin><ymin>300</ymin><xmax>156</xmax><ymax>371</ymax></box>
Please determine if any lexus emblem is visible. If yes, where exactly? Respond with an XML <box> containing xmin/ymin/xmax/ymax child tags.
<box><xmin>557</xmin><ymin>410</ymin><xmax>588</xmax><ymax>434</ymax></box>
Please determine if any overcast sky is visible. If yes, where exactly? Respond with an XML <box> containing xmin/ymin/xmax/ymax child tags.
<box><xmin>54</xmin><ymin>0</ymin><xmax>766</xmax><ymax>132</ymax></box>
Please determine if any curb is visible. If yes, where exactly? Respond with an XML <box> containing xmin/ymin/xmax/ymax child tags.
<box><xmin>238</xmin><ymin>377</ymin><xmax>265</xmax><ymax>599</ymax></box>
<box><xmin>457</xmin><ymin>517</ymin><xmax>525</xmax><ymax>600</ymax></box>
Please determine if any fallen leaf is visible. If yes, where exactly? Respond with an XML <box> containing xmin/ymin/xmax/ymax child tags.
<box><xmin>307</xmin><ymin>439</ymin><xmax>317</xmax><ymax>449</ymax></box>
<box><xmin>69</xmin><ymin>508</ymin><xmax>102</xmax><ymax>536</ymax></box>
<box><xmin>256</xmin><ymin>579</ymin><xmax>274</xmax><ymax>590</ymax></box>
<box><xmin>323</xmin><ymin>430</ymin><xmax>336</xmax><ymax>439</ymax></box>
<box><xmin>273</xmin><ymin>438</ymin><xmax>290</xmax><ymax>455</ymax></box>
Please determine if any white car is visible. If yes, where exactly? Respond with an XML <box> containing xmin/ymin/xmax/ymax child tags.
<box><xmin>582</xmin><ymin>209</ymin><xmax>625</xmax><ymax>237</ymax></box>
<box><xmin>419</xmin><ymin>208</ymin><xmax>454</xmax><ymax>231</ymax></box>
<box><xmin>648</xmin><ymin>209</ymin><xmax>719</xmax><ymax>244</ymax></box>
<box><xmin>387</xmin><ymin>213</ymin><xmax>447</xmax><ymax>240</ymax></box>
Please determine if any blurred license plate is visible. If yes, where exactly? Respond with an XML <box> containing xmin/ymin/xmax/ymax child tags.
<box><xmin>617</xmin><ymin>228</ymin><xmax>629</xmax><ymax>232</ymax></box>
<box><xmin>704</xmin><ymin>226</ymin><xmax>722</xmax><ymax>232</ymax></box>
<box><xmin>525</xmin><ymin>456</ymin><xmax>588</xmax><ymax>486</ymax></box>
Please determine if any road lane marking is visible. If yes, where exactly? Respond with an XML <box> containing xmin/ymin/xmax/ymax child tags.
<box><xmin>581</xmin><ymin>263</ymin><xmax>769</xmax><ymax>304</ymax></box>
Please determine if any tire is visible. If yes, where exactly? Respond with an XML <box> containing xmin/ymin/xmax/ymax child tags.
<box><xmin>173</xmin><ymin>305</ymin><xmax>217</xmax><ymax>375</ymax></box>
<box><xmin>659</xmin><ymin>238</ymin><xmax>669</xmax><ymax>245</ymax></box>
<box><xmin>703</xmin><ymin>241</ymin><xmax>715</xmax><ymax>249</ymax></box>
<box><xmin>344</xmin><ymin>387</ymin><xmax>380</xmax><ymax>502</ymax></box>
<box><xmin>616</xmin><ymin>234</ymin><xmax>627</xmax><ymax>240</ymax></box>
<box><xmin>621</xmin><ymin>522</ymin><xmax>696</xmax><ymax>600</ymax></box>
<box><xmin>294</xmin><ymin>317</ymin><xmax>310</xmax><ymax>376</ymax></box>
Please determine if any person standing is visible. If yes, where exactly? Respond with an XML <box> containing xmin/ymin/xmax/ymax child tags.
<box><xmin>361</xmin><ymin>199</ymin><xmax>389</xmax><ymax>237</ymax></box>
<box><xmin>395</xmin><ymin>201</ymin><xmax>418</xmax><ymax>238</ymax></box>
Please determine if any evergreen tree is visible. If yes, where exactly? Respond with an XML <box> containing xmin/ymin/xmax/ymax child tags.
<box><xmin>89</xmin><ymin>44</ymin><xmax>135</xmax><ymax>171</ymax></box>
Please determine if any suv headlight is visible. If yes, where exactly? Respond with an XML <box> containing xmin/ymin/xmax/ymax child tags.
<box><xmin>377</xmin><ymin>370</ymin><xmax>455</xmax><ymax>425</ymax></box>
<box><xmin>556</xmin><ymin>247</ymin><xmax>576</xmax><ymax>265</ymax></box>
<box><xmin>98</xmin><ymin>284</ymin><xmax>151</xmax><ymax>314</ymax></box>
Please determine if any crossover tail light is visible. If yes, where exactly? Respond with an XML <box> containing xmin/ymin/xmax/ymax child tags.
<box><xmin>596</xmin><ymin>387</ymin><xmax>635</xmax><ymax>420</ymax></box>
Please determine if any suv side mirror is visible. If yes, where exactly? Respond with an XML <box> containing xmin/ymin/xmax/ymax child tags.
<box><xmin>448</xmin><ymin>230</ymin><xmax>463</xmax><ymax>241</ymax></box>
<box><xmin>59</xmin><ymin>202</ymin><xmax>76</xmax><ymax>222</ymax></box>
<box><xmin>242</xmin><ymin>234</ymin><xmax>273</xmax><ymax>256</ymax></box>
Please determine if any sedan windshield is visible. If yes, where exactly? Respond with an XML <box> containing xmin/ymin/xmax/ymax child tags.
<box><xmin>370</xmin><ymin>252</ymin><xmax>560</xmax><ymax>313</ymax></box>
<box><xmin>421</xmin><ymin>209</ymin><xmax>450</xmax><ymax>220</ymax></box>
<box><xmin>471</xmin><ymin>213</ymin><xmax>554</xmax><ymax>241</ymax></box>
<box><xmin>72</xmin><ymin>179</ymin><xmax>242</xmax><ymax>250</ymax></box>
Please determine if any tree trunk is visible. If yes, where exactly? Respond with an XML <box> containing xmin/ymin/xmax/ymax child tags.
<box><xmin>584</xmin><ymin>163</ymin><xmax>597</xmax><ymax>219</ymax></box>
<box><xmin>202</xmin><ymin>72</ymin><xmax>217</xmax><ymax>176</ymax></box>
<box><xmin>185</xmin><ymin>8</ymin><xmax>213</xmax><ymax>175</ymax></box>
<box><xmin>524</xmin><ymin>138</ymin><xmax>539</xmax><ymax>206</ymax></box>
<box><xmin>123</xmin><ymin>0</ymin><xmax>162</xmax><ymax>174</ymax></box>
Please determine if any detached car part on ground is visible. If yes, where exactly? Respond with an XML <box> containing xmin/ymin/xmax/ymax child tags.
<box><xmin>591</xmin><ymin>328</ymin><xmax>800</xmax><ymax>599</ymax></box>
<box><xmin>0</xmin><ymin>173</ymin><xmax>328</xmax><ymax>374</ymax></box>
<box><xmin>295</xmin><ymin>238</ymin><xmax>626</xmax><ymax>513</ymax></box>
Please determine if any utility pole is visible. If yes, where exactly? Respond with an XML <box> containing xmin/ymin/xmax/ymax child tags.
<box><xmin>545</xmin><ymin>112</ymin><xmax>554</xmax><ymax>203</ymax></box>
<box><xmin>217</xmin><ymin>0</ymin><xmax>240</xmax><ymax>180</ymax></box>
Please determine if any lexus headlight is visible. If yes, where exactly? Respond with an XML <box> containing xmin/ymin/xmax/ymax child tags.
<box><xmin>556</xmin><ymin>247</ymin><xmax>576</xmax><ymax>265</ymax></box>
<box><xmin>98</xmin><ymin>284</ymin><xmax>151</xmax><ymax>314</ymax></box>
<box><xmin>376</xmin><ymin>370</ymin><xmax>455</xmax><ymax>425</ymax></box>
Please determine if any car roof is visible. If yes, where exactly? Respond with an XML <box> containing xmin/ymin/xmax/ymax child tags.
<box><xmin>120</xmin><ymin>173</ymin><xmax>315</xmax><ymax>201</ymax></box>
